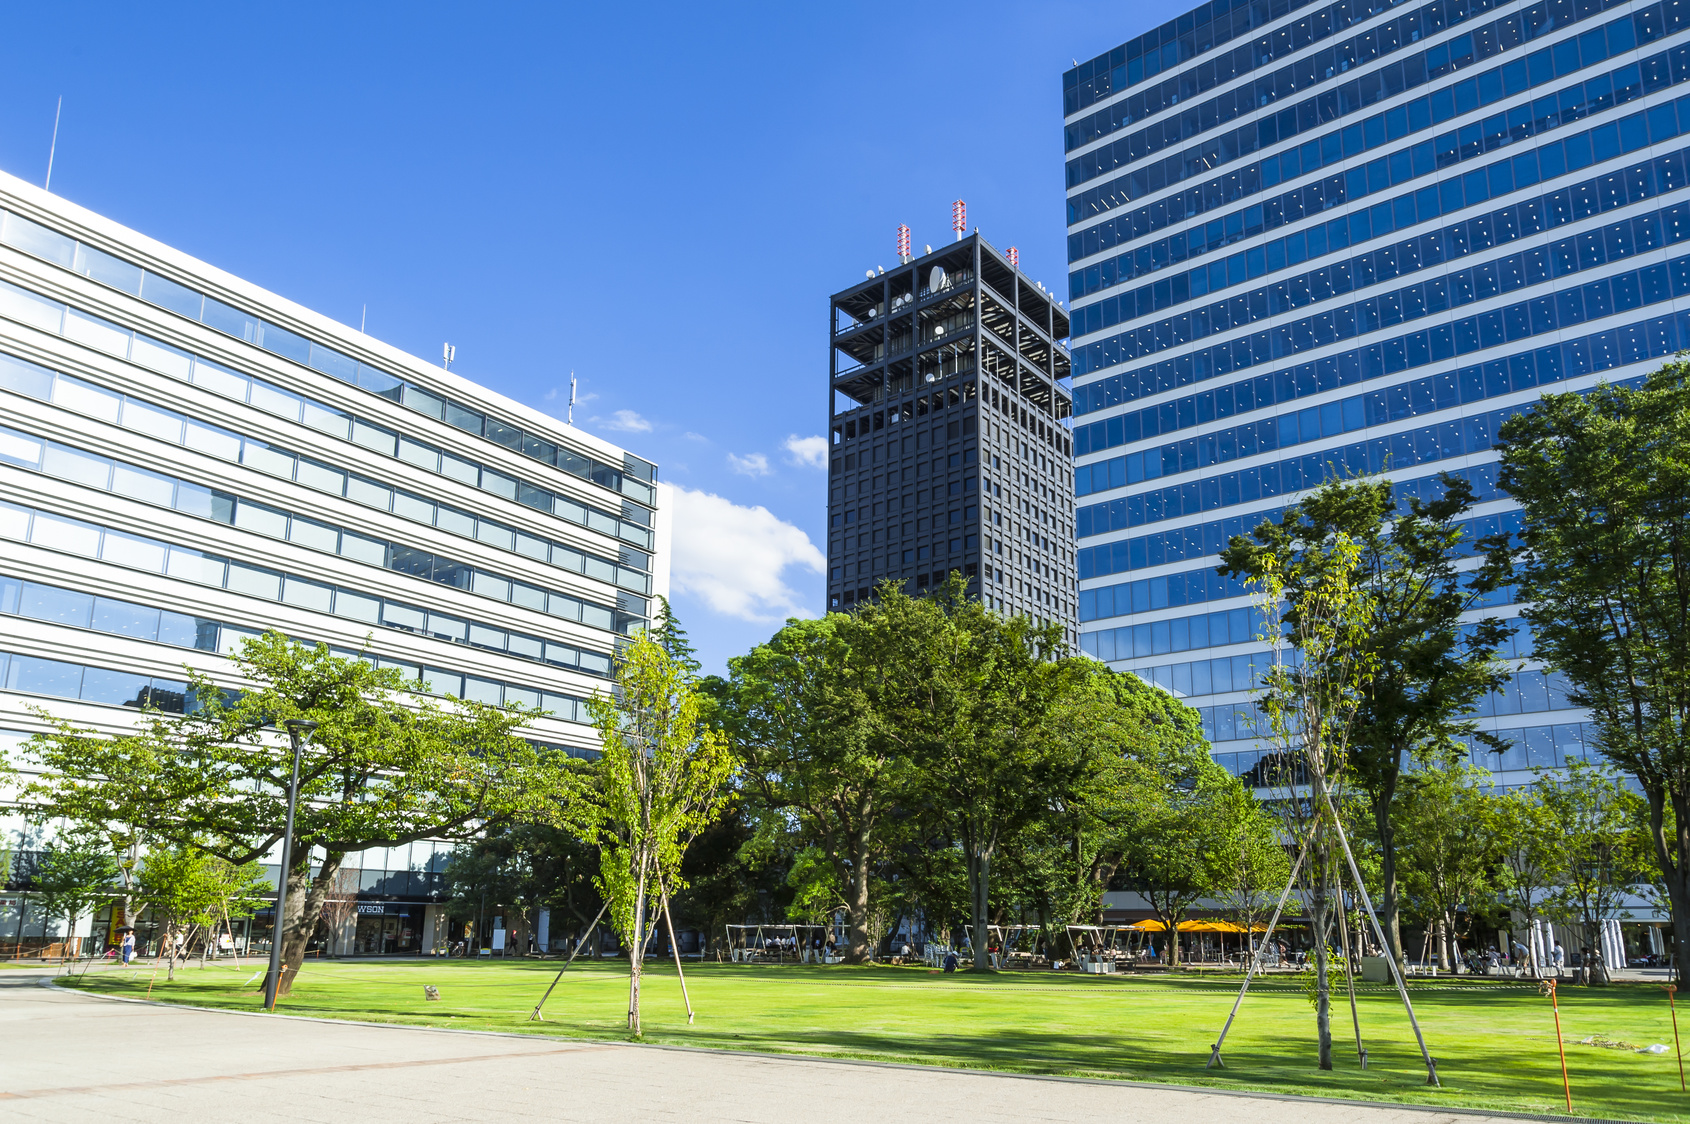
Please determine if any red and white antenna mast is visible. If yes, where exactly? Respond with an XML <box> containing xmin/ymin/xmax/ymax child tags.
<box><xmin>1007</xmin><ymin>246</ymin><xmax>1019</xmax><ymax>269</ymax></box>
<box><xmin>896</xmin><ymin>224</ymin><xmax>911</xmax><ymax>261</ymax></box>
<box><xmin>952</xmin><ymin>199</ymin><xmax>966</xmax><ymax>241</ymax></box>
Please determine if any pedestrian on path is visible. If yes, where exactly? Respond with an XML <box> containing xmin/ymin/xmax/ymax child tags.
<box><xmin>120</xmin><ymin>930</ymin><xmax>134</xmax><ymax>966</ymax></box>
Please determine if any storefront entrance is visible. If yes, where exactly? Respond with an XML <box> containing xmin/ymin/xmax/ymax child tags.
<box><xmin>352</xmin><ymin>906</ymin><xmax>422</xmax><ymax>955</ymax></box>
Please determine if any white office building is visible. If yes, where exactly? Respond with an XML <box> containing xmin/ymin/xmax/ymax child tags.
<box><xmin>0</xmin><ymin>169</ymin><xmax>665</xmax><ymax>956</ymax></box>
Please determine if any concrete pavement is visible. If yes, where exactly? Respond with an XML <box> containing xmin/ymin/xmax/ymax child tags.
<box><xmin>0</xmin><ymin>969</ymin><xmax>1548</xmax><ymax>1123</ymax></box>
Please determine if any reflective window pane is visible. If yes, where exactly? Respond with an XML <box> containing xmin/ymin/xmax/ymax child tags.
<box><xmin>92</xmin><ymin>597</ymin><xmax>159</xmax><ymax>639</ymax></box>
<box><xmin>80</xmin><ymin>667</ymin><xmax>151</xmax><ymax>707</ymax></box>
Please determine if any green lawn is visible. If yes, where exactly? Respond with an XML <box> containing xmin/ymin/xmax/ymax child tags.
<box><xmin>61</xmin><ymin>958</ymin><xmax>1690</xmax><ymax>1121</ymax></box>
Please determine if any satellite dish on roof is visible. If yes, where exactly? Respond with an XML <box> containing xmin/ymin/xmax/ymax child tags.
<box><xmin>929</xmin><ymin>266</ymin><xmax>947</xmax><ymax>291</ymax></box>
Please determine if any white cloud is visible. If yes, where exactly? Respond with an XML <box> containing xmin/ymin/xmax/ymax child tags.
<box><xmin>669</xmin><ymin>486</ymin><xmax>824</xmax><ymax>621</ymax></box>
<box><xmin>683</xmin><ymin>431</ymin><xmax>710</xmax><ymax>443</ymax></box>
<box><xmin>595</xmin><ymin>409</ymin><xmax>651</xmax><ymax>433</ymax></box>
<box><xmin>783</xmin><ymin>434</ymin><xmax>829</xmax><ymax>469</ymax></box>
<box><xmin>726</xmin><ymin>452</ymin><xmax>771</xmax><ymax>477</ymax></box>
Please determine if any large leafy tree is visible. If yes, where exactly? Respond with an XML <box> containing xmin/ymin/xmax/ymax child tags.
<box><xmin>886</xmin><ymin>578</ymin><xmax>1087</xmax><ymax>971</ymax></box>
<box><xmin>1220</xmin><ymin>474</ymin><xmax>1511</xmax><ymax>964</ymax></box>
<box><xmin>32</xmin><ymin>829</ymin><xmax>119</xmax><ymax>960</ymax></box>
<box><xmin>19</xmin><ymin>632</ymin><xmax>561</xmax><ymax>996</ymax></box>
<box><xmin>1537</xmin><ymin>762</ymin><xmax>1652</xmax><ymax>982</ymax></box>
<box><xmin>1394</xmin><ymin>763</ymin><xmax>1501</xmax><ymax>970</ymax></box>
<box><xmin>444</xmin><ymin>819</ymin><xmax>600</xmax><ymax>956</ymax></box>
<box><xmin>576</xmin><ymin>630</ymin><xmax>734</xmax><ymax>1035</ymax></box>
<box><xmin>1493</xmin><ymin>361</ymin><xmax>1690</xmax><ymax>981</ymax></box>
<box><xmin>709</xmin><ymin>614</ymin><xmax>907</xmax><ymax>964</ymax></box>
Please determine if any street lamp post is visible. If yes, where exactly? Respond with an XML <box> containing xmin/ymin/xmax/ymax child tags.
<box><xmin>264</xmin><ymin>718</ymin><xmax>317</xmax><ymax>1011</ymax></box>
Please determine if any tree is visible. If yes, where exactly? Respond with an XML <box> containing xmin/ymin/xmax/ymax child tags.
<box><xmin>710</xmin><ymin>614</ymin><xmax>908</xmax><ymax>964</ymax></box>
<box><xmin>20</xmin><ymin>632</ymin><xmax>563</xmax><ymax>996</ymax></box>
<box><xmin>138</xmin><ymin>844</ymin><xmax>270</xmax><ymax>976</ymax></box>
<box><xmin>1492</xmin><ymin>361</ymin><xmax>1690</xmax><ymax>981</ymax></box>
<box><xmin>1220</xmin><ymin>474</ymin><xmax>1512</xmax><ymax>965</ymax></box>
<box><xmin>1226</xmin><ymin>518</ymin><xmax>1374</xmax><ymax>1070</ymax></box>
<box><xmin>1115</xmin><ymin>761</ymin><xmax>1259</xmax><ymax>965</ymax></box>
<box><xmin>32</xmin><ymin>829</ymin><xmax>119</xmax><ymax>961</ymax></box>
<box><xmin>1537</xmin><ymin>762</ymin><xmax>1652</xmax><ymax>983</ymax></box>
<box><xmin>576</xmin><ymin>630</ymin><xmax>734</xmax><ymax>1035</ymax></box>
<box><xmin>888</xmin><ymin>578</ymin><xmax>1085</xmax><ymax>971</ymax></box>
<box><xmin>1488</xmin><ymin>782</ymin><xmax>1564</xmax><ymax>975</ymax></box>
<box><xmin>1215</xmin><ymin>797</ymin><xmax>1293</xmax><ymax>943</ymax></box>
<box><xmin>445</xmin><ymin>819</ymin><xmax>601</xmax><ymax>956</ymax></box>
<box><xmin>1394</xmin><ymin>763</ymin><xmax>1501</xmax><ymax>970</ymax></box>
<box><xmin>650</xmin><ymin>596</ymin><xmax>702</xmax><ymax>677</ymax></box>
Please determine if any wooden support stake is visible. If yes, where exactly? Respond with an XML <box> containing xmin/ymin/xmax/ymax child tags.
<box><xmin>654</xmin><ymin>869</ymin><xmax>695</xmax><ymax>1024</ymax></box>
<box><xmin>1543</xmin><ymin>978</ymin><xmax>1572</xmax><ymax>1112</ymax></box>
<box><xmin>1668</xmin><ymin>984</ymin><xmax>1685</xmax><ymax>1093</ymax></box>
<box><xmin>527</xmin><ymin>901</ymin><xmax>609</xmax><ymax>1022</ymax></box>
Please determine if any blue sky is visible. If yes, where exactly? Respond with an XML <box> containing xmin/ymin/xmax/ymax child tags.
<box><xmin>0</xmin><ymin>1</ymin><xmax>1192</xmax><ymax>674</ymax></box>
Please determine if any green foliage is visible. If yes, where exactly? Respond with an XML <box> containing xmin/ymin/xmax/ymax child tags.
<box><xmin>577</xmin><ymin>629</ymin><xmax>734</xmax><ymax>1031</ymax></box>
<box><xmin>33</xmin><ymin>829</ymin><xmax>120</xmax><ymax>946</ymax></box>
<box><xmin>1494</xmin><ymin>360</ymin><xmax>1690</xmax><ymax>978</ymax></box>
<box><xmin>1393</xmin><ymin>762</ymin><xmax>1501</xmax><ymax>966</ymax></box>
<box><xmin>1220</xmin><ymin>473</ymin><xmax>1512</xmax><ymax>961</ymax></box>
<box><xmin>1535</xmin><ymin>761</ymin><xmax>1653</xmax><ymax>975</ymax></box>
<box><xmin>20</xmin><ymin>631</ymin><xmax>558</xmax><ymax>993</ymax></box>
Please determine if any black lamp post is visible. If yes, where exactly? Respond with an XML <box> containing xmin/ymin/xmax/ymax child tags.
<box><xmin>264</xmin><ymin>718</ymin><xmax>317</xmax><ymax>1011</ymax></box>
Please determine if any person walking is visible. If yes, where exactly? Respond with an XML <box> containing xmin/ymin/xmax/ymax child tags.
<box><xmin>1552</xmin><ymin>941</ymin><xmax>1566</xmax><ymax>978</ymax></box>
<box><xmin>120</xmin><ymin>930</ymin><xmax>134</xmax><ymax>967</ymax></box>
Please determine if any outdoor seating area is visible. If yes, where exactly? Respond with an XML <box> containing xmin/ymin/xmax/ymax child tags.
<box><xmin>723</xmin><ymin>924</ymin><xmax>838</xmax><ymax>964</ymax></box>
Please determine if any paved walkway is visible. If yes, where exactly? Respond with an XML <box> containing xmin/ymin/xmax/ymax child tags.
<box><xmin>1</xmin><ymin>970</ymin><xmax>1534</xmax><ymax>1123</ymax></box>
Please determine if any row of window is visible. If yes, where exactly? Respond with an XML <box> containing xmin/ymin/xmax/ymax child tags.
<box><xmin>1074</xmin><ymin>146</ymin><xmax>1689</xmax><ymax>417</ymax></box>
<box><xmin>1071</xmin><ymin>46</ymin><xmax>1685</xmax><ymax>308</ymax></box>
<box><xmin>0</xmin><ymin>645</ymin><xmax>592</xmax><ymax>725</ymax></box>
<box><xmin>1069</xmin><ymin>0</ymin><xmax>1648</xmax><ymax>223</ymax></box>
<box><xmin>1066</xmin><ymin>43</ymin><xmax>1681</xmax><ymax>291</ymax></box>
<box><xmin>1071</xmin><ymin>51</ymin><xmax>1680</xmax><ymax>296</ymax></box>
<box><xmin>0</xmin><ymin>497</ymin><xmax>616</xmax><ymax>677</ymax></box>
<box><xmin>1065</xmin><ymin>0</ymin><xmax>1338</xmax><ymax>114</ymax></box>
<box><xmin>0</xmin><ymin>208</ymin><xmax>656</xmax><ymax>505</ymax></box>
<box><xmin>1214</xmin><ymin>720</ymin><xmax>1598</xmax><ymax>782</ymax></box>
<box><xmin>0</xmin><ymin>274</ymin><xmax>654</xmax><ymax>553</ymax></box>
<box><xmin>1076</xmin><ymin>223</ymin><xmax>1686</xmax><ymax>471</ymax></box>
<box><xmin>0</xmin><ymin>423</ymin><xmax>643</xmax><ymax>636</ymax></box>
<box><xmin>0</xmin><ymin>352</ymin><xmax>650</xmax><ymax>595</ymax></box>
<box><xmin>1075</xmin><ymin>406</ymin><xmax>1545</xmax><ymax>575</ymax></box>
<box><xmin>1078</xmin><ymin>461</ymin><xmax>1497</xmax><ymax>581</ymax></box>
<box><xmin>1074</xmin><ymin>267</ymin><xmax>1683</xmax><ymax>517</ymax></box>
<box><xmin>1075</xmin><ymin>98</ymin><xmax>1690</xmax><ymax>379</ymax></box>
<box><xmin>1075</xmin><ymin>295</ymin><xmax>1684</xmax><ymax>516</ymax></box>
<box><xmin>0</xmin><ymin>574</ymin><xmax>608</xmax><ymax>706</ymax></box>
<box><xmin>1066</xmin><ymin>0</ymin><xmax>1411</xmax><ymax>146</ymax></box>
<box><xmin>1066</xmin><ymin>0</ymin><xmax>1594</xmax><ymax>191</ymax></box>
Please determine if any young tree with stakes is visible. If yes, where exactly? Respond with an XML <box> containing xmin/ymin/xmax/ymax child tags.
<box><xmin>577</xmin><ymin>629</ymin><xmax>734</xmax><ymax>1035</ymax></box>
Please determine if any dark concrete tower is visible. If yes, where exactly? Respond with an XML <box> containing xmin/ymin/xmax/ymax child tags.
<box><xmin>826</xmin><ymin>231</ymin><xmax>1078</xmax><ymax>642</ymax></box>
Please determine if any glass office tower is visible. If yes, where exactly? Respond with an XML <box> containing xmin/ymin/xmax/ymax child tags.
<box><xmin>1064</xmin><ymin>0</ymin><xmax>1690</xmax><ymax>790</ymax></box>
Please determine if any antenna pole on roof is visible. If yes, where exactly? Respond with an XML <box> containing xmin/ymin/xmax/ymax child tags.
<box><xmin>44</xmin><ymin>97</ymin><xmax>62</xmax><ymax>192</ymax></box>
<box><xmin>442</xmin><ymin>342</ymin><xmax>455</xmax><ymax>371</ymax></box>
<box><xmin>360</xmin><ymin>304</ymin><xmax>367</xmax><ymax>333</ymax></box>
<box><xmin>568</xmin><ymin>374</ymin><xmax>577</xmax><ymax>425</ymax></box>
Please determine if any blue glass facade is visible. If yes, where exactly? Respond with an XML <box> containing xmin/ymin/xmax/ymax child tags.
<box><xmin>1063</xmin><ymin>0</ymin><xmax>1687</xmax><ymax>784</ymax></box>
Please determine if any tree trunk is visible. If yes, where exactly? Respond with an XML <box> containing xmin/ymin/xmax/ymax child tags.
<box><xmin>1373</xmin><ymin>787</ymin><xmax>1403</xmax><ymax>966</ymax></box>
<box><xmin>627</xmin><ymin>857</ymin><xmax>648</xmax><ymax>1035</ymax></box>
<box><xmin>1646</xmin><ymin>786</ymin><xmax>1690</xmax><ymax>985</ymax></box>
<box><xmin>270</xmin><ymin>850</ymin><xmax>342</xmax><ymax>998</ymax></box>
<box><xmin>965</xmin><ymin>842</ymin><xmax>993</xmax><ymax>972</ymax></box>
<box><xmin>1311</xmin><ymin>868</ymin><xmax>1333</xmax><ymax>1071</ymax></box>
<box><xmin>844</xmin><ymin>821</ymin><xmax>874</xmax><ymax>964</ymax></box>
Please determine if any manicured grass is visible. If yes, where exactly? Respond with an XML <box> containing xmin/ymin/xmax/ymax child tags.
<box><xmin>62</xmin><ymin>957</ymin><xmax>1690</xmax><ymax>1121</ymax></box>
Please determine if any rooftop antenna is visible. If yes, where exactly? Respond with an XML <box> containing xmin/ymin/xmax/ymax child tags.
<box><xmin>896</xmin><ymin>224</ymin><xmax>911</xmax><ymax>263</ymax></box>
<box><xmin>44</xmin><ymin>97</ymin><xmax>62</xmax><ymax>192</ymax></box>
<box><xmin>360</xmin><ymin>304</ymin><xmax>367</xmax><ymax>333</ymax></box>
<box><xmin>952</xmin><ymin>200</ymin><xmax>967</xmax><ymax>242</ymax></box>
<box><xmin>1008</xmin><ymin>246</ymin><xmax>1019</xmax><ymax>269</ymax></box>
<box><xmin>568</xmin><ymin>374</ymin><xmax>578</xmax><ymax>425</ymax></box>
<box><xmin>442</xmin><ymin>342</ymin><xmax>455</xmax><ymax>371</ymax></box>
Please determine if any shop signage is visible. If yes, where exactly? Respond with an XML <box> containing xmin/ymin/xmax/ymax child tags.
<box><xmin>356</xmin><ymin>904</ymin><xmax>388</xmax><ymax>915</ymax></box>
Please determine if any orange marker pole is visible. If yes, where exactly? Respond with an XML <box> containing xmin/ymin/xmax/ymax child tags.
<box><xmin>1668</xmin><ymin>984</ymin><xmax>1685</xmax><ymax>1093</ymax></box>
<box><xmin>1544</xmin><ymin>978</ymin><xmax>1572</xmax><ymax>1113</ymax></box>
